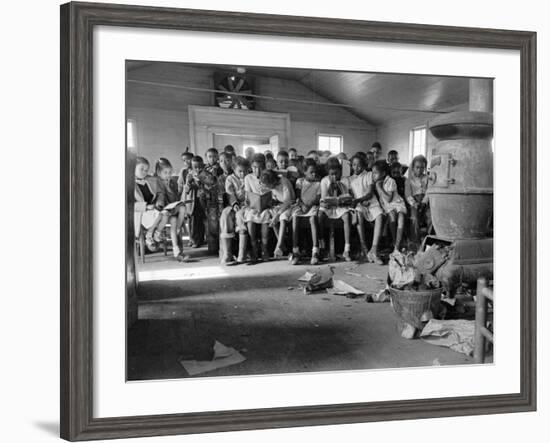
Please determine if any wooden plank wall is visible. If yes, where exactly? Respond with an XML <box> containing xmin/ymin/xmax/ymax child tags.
<box><xmin>127</xmin><ymin>63</ymin><xmax>376</xmax><ymax>167</ymax></box>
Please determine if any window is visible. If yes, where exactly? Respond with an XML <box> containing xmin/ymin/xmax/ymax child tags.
<box><xmin>127</xmin><ymin>119</ymin><xmax>137</xmax><ymax>150</ymax></box>
<box><xmin>318</xmin><ymin>134</ymin><xmax>343</xmax><ymax>155</ymax></box>
<box><xmin>409</xmin><ymin>126</ymin><xmax>427</xmax><ymax>160</ymax></box>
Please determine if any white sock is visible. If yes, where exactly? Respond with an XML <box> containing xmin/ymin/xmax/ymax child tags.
<box><xmin>293</xmin><ymin>247</ymin><xmax>300</xmax><ymax>254</ymax></box>
<box><xmin>173</xmin><ymin>245</ymin><xmax>180</xmax><ymax>257</ymax></box>
<box><xmin>312</xmin><ymin>246</ymin><xmax>319</xmax><ymax>254</ymax></box>
<box><xmin>344</xmin><ymin>244</ymin><xmax>351</xmax><ymax>252</ymax></box>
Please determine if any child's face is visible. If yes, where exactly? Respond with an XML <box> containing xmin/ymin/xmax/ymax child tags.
<box><xmin>328</xmin><ymin>168</ymin><xmax>341</xmax><ymax>183</ymax></box>
<box><xmin>252</xmin><ymin>161</ymin><xmax>264</xmax><ymax>178</ymax></box>
<box><xmin>181</xmin><ymin>156</ymin><xmax>192</xmax><ymax>169</ymax></box>
<box><xmin>235</xmin><ymin>165</ymin><xmax>247</xmax><ymax>180</ymax></box>
<box><xmin>266</xmin><ymin>159</ymin><xmax>277</xmax><ymax>171</ymax></box>
<box><xmin>351</xmin><ymin>158</ymin><xmax>364</xmax><ymax>176</ymax></box>
<box><xmin>289</xmin><ymin>150</ymin><xmax>297</xmax><ymax>160</ymax></box>
<box><xmin>192</xmin><ymin>160</ymin><xmax>204</xmax><ymax>173</ymax></box>
<box><xmin>387</xmin><ymin>152</ymin><xmax>398</xmax><ymax>164</ymax></box>
<box><xmin>206</xmin><ymin>151</ymin><xmax>218</xmax><ymax>166</ymax></box>
<box><xmin>135</xmin><ymin>162</ymin><xmax>149</xmax><ymax>180</ymax></box>
<box><xmin>366</xmin><ymin>152</ymin><xmax>374</xmax><ymax>168</ymax></box>
<box><xmin>277</xmin><ymin>155</ymin><xmax>289</xmax><ymax>170</ymax></box>
<box><xmin>219</xmin><ymin>155</ymin><xmax>231</xmax><ymax>172</ymax></box>
<box><xmin>391</xmin><ymin>166</ymin><xmax>402</xmax><ymax>180</ymax></box>
<box><xmin>304</xmin><ymin>165</ymin><xmax>317</xmax><ymax>181</ymax></box>
<box><xmin>412</xmin><ymin>161</ymin><xmax>425</xmax><ymax>177</ymax></box>
<box><xmin>372</xmin><ymin>166</ymin><xmax>385</xmax><ymax>182</ymax></box>
<box><xmin>158</xmin><ymin>167</ymin><xmax>172</xmax><ymax>181</ymax></box>
<box><xmin>371</xmin><ymin>147</ymin><xmax>381</xmax><ymax>160</ymax></box>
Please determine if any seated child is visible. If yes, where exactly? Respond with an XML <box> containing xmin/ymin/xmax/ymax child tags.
<box><xmin>134</xmin><ymin>156</ymin><xmax>164</xmax><ymax>251</ymax></box>
<box><xmin>219</xmin><ymin>157</ymin><xmax>249</xmax><ymax>265</ymax></box>
<box><xmin>390</xmin><ymin>162</ymin><xmax>406</xmax><ymax>201</ymax></box>
<box><xmin>348</xmin><ymin>155</ymin><xmax>384</xmax><ymax>264</ymax></box>
<box><xmin>288</xmin><ymin>159</ymin><xmax>322</xmax><ymax>265</ymax></box>
<box><xmin>152</xmin><ymin>158</ymin><xmax>190</xmax><ymax>262</ymax></box>
<box><xmin>243</xmin><ymin>154</ymin><xmax>272</xmax><ymax>263</ymax></box>
<box><xmin>405</xmin><ymin>154</ymin><xmax>431</xmax><ymax>244</ymax></box>
<box><xmin>372</xmin><ymin>160</ymin><xmax>408</xmax><ymax>252</ymax></box>
<box><xmin>259</xmin><ymin>169</ymin><xmax>295</xmax><ymax>259</ymax></box>
<box><xmin>319</xmin><ymin>159</ymin><xmax>354</xmax><ymax>261</ymax></box>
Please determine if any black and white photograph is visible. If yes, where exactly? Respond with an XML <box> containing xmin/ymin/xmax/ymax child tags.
<box><xmin>127</xmin><ymin>60</ymin><xmax>494</xmax><ymax>381</ymax></box>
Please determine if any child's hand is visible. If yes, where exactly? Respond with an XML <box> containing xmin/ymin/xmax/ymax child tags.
<box><xmin>146</xmin><ymin>204</ymin><xmax>155</xmax><ymax>210</ymax></box>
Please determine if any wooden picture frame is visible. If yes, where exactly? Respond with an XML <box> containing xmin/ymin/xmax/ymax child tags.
<box><xmin>60</xmin><ymin>1</ymin><xmax>537</xmax><ymax>440</ymax></box>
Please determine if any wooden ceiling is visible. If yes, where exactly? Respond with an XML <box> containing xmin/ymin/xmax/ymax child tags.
<box><xmin>127</xmin><ymin>61</ymin><xmax>470</xmax><ymax>126</ymax></box>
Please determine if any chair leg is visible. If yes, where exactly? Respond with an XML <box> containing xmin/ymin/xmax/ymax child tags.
<box><xmin>138</xmin><ymin>231</ymin><xmax>146</xmax><ymax>264</ymax></box>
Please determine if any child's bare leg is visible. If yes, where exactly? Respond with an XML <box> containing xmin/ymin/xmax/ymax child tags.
<box><xmin>356</xmin><ymin>213</ymin><xmax>368</xmax><ymax>261</ymax></box>
<box><xmin>318</xmin><ymin>212</ymin><xmax>327</xmax><ymax>252</ymax></box>
<box><xmin>367</xmin><ymin>215</ymin><xmax>384</xmax><ymax>265</ymax></box>
<box><xmin>342</xmin><ymin>213</ymin><xmax>351</xmax><ymax>261</ymax></box>
<box><xmin>153</xmin><ymin>213</ymin><xmax>169</xmax><ymax>242</ymax></box>
<box><xmin>169</xmin><ymin>215</ymin><xmax>180</xmax><ymax>256</ymax></box>
<box><xmin>274</xmin><ymin>220</ymin><xmax>286</xmax><ymax>257</ymax></box>
<box><xmin>395</xmin><ymin>212</ymin><xmax>405</xmax><ymax>252</ymax></box>
<box><xmin>247</xmin><ymin>221</ymin><xmax>258</xmax><ymax>264</ymax></box>
<box><xmin>261</xmin><ymin>223</ymin><xmax>270</xmax><ymax>261</ymax></box>
<box><xmin>292</xmin><ymin>216</ymin><xmax>299</xmax><ymax>249</ymax></box>
<box><xmin>410</xmin><ymin>206</ymin><xmax>419</xmax><ymax>244</ymax></box>
<box><xmin>309</xmin><ymin>216</ymin><xmax>320</xmax><ymax>265</ymax></box>
<box><xmin>388</xmin><ymin>211</ymin><xmax>397</xmax><ymax>244</ymax></box>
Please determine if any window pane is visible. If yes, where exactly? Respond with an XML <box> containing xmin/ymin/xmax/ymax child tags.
<box><xmin>127</xmin><ymin>120</ymin><xmax>136</xmax><ymax>149</ymax></box>
<box><xmin>318</xmin><ymin>136</ymin><xmax>329</xmax><ymax>151</ymax></box>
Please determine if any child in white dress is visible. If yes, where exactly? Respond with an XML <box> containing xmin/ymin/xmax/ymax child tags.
<box><xmin>405</xmin><ymin>154</ymin><xmax>431</xmax><ymax>244</ymax></box>
<box><xmin>319</xmin><ymin>159</ymin><xmax>353</xmax><ymax>261</ymax></box>
<box><xmin>219</xmin><ymin>157</ymin><xmax>250</xmax><ymax>265</ymax></box>
<box><xmin>372</xmin><ymin>160</ymin><xmax>407</xmax><ymax>252</ymax></box>
<box><xmin>348</xmin><ymin>155</ymin><xmax>384</xmax><ymax>264</ymax></box>
<box><xmin>243</xmin><ymin>154</ymin><xmax>272</xmax><ymax>263</ymax></box>
<box><xmin>288</xmin><ymin>159</ymin><xmax>322</xmax><ymax>265</ymax></box>
<box><xmin>260</xmin><ymin>169</ymin><xmax>295</xmax><ymax>259</ymax></box>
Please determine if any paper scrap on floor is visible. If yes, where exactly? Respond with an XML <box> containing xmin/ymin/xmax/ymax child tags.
<box><xmin>180</xmin><ymin>340</ymin><xmax>246</xmax><ymax>376</ymax></box>
<box><xmin>326</xmin><ymin>279</ymin><xmax>365</xmax><ymax>296</ymax></box>
<box><xmin>420</xmin><ymin>319</ymin><xmax>475</xmax><ymax>356</ymax></box>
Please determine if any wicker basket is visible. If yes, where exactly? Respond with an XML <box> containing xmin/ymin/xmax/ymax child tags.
<box><xmin>389</xmin><ymin>287</ymin><xmax>443</xmax><ymax>330</ymax></box>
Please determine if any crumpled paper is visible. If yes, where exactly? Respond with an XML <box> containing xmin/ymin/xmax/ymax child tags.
<box><xmin>420</xmin><ymin>319</ymin><xmax>476</xmax><ymax>356</ymax></box>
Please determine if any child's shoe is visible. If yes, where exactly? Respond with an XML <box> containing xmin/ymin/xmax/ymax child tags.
<box><xmin>342</xmin><ymin>250</ymin><xmax>351</xmax><ymax>262</ymax></box>
<box><xmin>153</xmin><ymin>230</ymin><xmax>163</xmax><ymax>243</ymax></box>
<box><xmin>310</xmin><ymin>251</ymin><xmax>320</xmax><ymax>265</ymax></box>
<box><xmin>367</xmin><ymin>250</ymin><xmax>383</xmax><ymax>265</ymax></box>
<box><xmin>273</xmin><ymin>247</ymin><xmax>284</xmax><ymax>259</ymax></box>
<box><xmin>289</xmin><ymin>252</ymin><xmax>301</xmax><ymax>265</ymax></box>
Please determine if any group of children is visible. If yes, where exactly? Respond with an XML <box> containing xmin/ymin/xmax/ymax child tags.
<box><xmin>134</xmin><ymin>143</ymin><xmax>432</xmax><ymax>265</ymax></box>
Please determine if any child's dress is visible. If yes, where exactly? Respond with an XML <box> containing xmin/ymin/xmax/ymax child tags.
<box><xmin>269</xmin><ymin>176</ymin><xmax>295</xmax><ymax>222</ymax></box>
<box><xmin>319</xmin><ymin>176</ymin><xmax>352</xmax><ymax>219</ymax></box>
<box><xmin>220</xmin><ymin>173</ymin><xmax>247</xmax><ymax>236</ymax></box>
<box><xmin>378</xmin><ymin>176</ymin><xmax>407</xmax><ymax>215</ymax></box>
<box><xmin>404</xmin><ymin>174</ymin><xmax>429</xmax><ymax>206</ymax></box>
<box><xmin>134</xmin><ymin>177</ymin><xmax>162</xmax><ymax>235</ymax></box>
<box><xmin>288</xmin><ymin>177</ymin><xmax>321</xmax><ymax>220</ymax></box>
<box><xmin>243</xmin><ymin>173</ymin><xmax>273</xmax><ymax>224</ymax></box>
<box><xmin>348</xmin><ymin>171</ymin><xmax>384</xmax><ymax>222</ymax></box>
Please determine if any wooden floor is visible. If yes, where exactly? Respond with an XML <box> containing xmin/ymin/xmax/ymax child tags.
<box><xmin>128</xmin><ymin>247</ymin><xmax>477</xmax><ymax>381</ymax></box>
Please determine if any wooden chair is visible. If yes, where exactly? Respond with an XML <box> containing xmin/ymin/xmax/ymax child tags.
<box><xmin>474</xmin><ymin>277</ymin><xmax>494</xmax><ymax>363</ymax></box>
